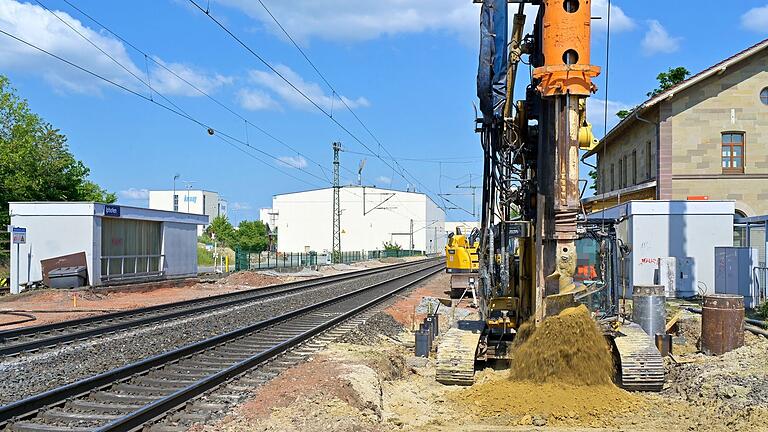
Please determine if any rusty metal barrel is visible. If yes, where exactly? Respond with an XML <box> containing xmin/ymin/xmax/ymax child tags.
<box><xmin>632</xmin><ymin>285</ymin><xmax>666</xmax><ymax>339</ymax></box>
<box><xmin>702</xmin><ymin>294</ymin><xmax>744</xmax><ymax>355</ymax></box>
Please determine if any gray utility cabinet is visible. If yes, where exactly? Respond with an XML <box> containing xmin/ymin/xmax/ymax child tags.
<box><xmin>48</xmin><ymin>266</ymin><xmax>88</xmax><ymax>289</ymax></box>
<box><xmin>715</xmin><ymin>247</ymin><xmax>758</xmax><ymax>308</ymax></box>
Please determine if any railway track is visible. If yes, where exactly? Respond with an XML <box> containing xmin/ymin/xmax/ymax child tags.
<box><xmin>0</xmin><ymin>261</ymin><xmax>443</xmax><ymax>431</ymax></box>
<box><xmin>0</xmin><ymin>259</ymin><xmax>430</xmax><ymax>357</ymax></box>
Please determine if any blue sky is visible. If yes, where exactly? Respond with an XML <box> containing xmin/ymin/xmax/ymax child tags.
<box><xmin>1</xmin><ymin>0</ymin><xmax>767</xmax><ymax>223</ymax></box>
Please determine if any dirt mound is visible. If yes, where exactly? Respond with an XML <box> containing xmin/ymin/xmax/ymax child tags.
<box><xmin>453</xmin><ymin>379</ymin><xmax>641</xmax><ymax>427</ymax></box>
<box><xmin>337</xmin><ymin>312</ymin><xmax>405</xmax><ymax>346</ymax></box>
<box><xmin>510</xmin><ymin>304</ymin><xmax>614</xmax><ymax>386</ymax></box>
<box><xmin>219</xmin><ymin>271</ymin><xmax>282</xmax><ymax>287</ymax></box>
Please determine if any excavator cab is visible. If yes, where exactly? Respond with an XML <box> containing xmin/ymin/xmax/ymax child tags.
<box><xmin>446</xmin><ymin>227</ymin><xmax>480</xmax><ymax>299</ymax></box>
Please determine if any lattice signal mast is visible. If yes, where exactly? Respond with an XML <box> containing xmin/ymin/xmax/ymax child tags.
<box><xmin>332</xmin><ymin>142</ymin><xmax>342</xmax><ymax>263</ymax></box>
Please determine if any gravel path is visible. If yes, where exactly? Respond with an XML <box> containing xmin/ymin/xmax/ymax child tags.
<box><xmin>0</xmin><ymin>261</ymin><xmax>436</xmax><ymax>405</ymax></box>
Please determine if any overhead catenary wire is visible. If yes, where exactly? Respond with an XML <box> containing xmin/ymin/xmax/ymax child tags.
<box><xmin>253</xmin><ymin>0</ymin><xmax>455</xmax><ymax>201</ymax></box>
<box><xmin>186</xmin><ymin>0</ymin><xmax>445</xmax><ymax>207</ymax></box>
<box><xmin>0</xmin><ymin>27</ymin><xmax>329</xmax><ymax>188</ymax></box>
<box><xmin>54</xmin><ymin>0</ymin><xmax>348</xmax><ymax>182</ymax></box>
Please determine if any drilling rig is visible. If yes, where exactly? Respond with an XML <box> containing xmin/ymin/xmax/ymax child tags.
<box><xmin>435</xmin><ymin>0</ymin><xmax>664</xmax><ymax>391</ymax></box>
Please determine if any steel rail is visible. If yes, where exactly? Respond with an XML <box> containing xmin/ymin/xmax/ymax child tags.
<box><xmin>0</xmin><ymin>259</ymin><xmax>434</xmax><ymax>356</ymax></box>
<box><xmin>0</xmin><ymin>262</ymin><xmax>443</xmax><ymax>430</ymax></box>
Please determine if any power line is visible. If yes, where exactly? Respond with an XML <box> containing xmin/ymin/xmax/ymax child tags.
<box><xmin>186</xmin><ymin>0</ymin><xmax>443</xmax><ymax>205</ymax></box>
<box><xmin>56</xmin><ymin>0</ymin><xmax>345</xmax><ymax>182</ymax></box>
<box><xmin>0</xmin><ymin>27</ymin><xmax>329</xmax><ymax>188</ymax></box>
<box><xmin>252</xmin><ymin>0</ymin><xmax>444</xmax><ymax>200</ymax></box>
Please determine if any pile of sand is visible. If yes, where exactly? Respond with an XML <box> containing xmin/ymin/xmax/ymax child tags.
<box><xmin>511</xmin><ymin>304</ymin><xmax>614</xmax><ymax>386</ymax></box>
<box><xmin>454</xmin><ymin>379</ymin><xmax>640</xmax><ymax>427</ymax></box>
<box><xmin>449</xmin><ymin>305</ymin><xmax>641</xmax><ymax>427</ymax></box>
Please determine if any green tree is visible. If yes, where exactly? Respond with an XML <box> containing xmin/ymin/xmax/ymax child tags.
<box><xmin>234</xmin><ymin>220</ymin><xmax>269</xmax><ymax>252</ymax></box>
<box><xmin>205</xmin><ymin>215</ymin><xmax>235</xmax><ymax>247</ymax></box>
<box><xmin>1</xmin><ymin>75</ymin><xmax>114</xmax><ymax>265</ymax></box>
<box><xmin>616</xmin><ymin>109</ymin><xmax>633</xmax><ymax>120</ymax></box>
<box><xmin>614</xmin><ymin>67</ymin><xmax>690</xmax><ymax>120</ymax></box>
<box><xmin>647</xmin><ymin>67</ymin><xmax>691</xmax><ymax>98</ymax></box>
<box><xmin>588</xmin><ymin>169</ymin><xmax>598</xmax><ymax>192</ymax></box>
<box><xmin>383</xmin><ymin>241</ymin><xmax>402</xmax><ymax>251</ymax></box>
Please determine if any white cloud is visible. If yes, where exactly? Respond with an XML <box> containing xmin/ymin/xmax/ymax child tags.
<box><xmin>119</xmin><ymin>188</ymin><xmax>149</xmax><ymax>200</ymax></box>
<box><xmin>0</xmin><ymin>0</ymin><xmax>230</xmax><ymax>95</ymax></box>
<box><xmin>376</xmin><ymin>176</ymin><xmax>392</xmax><ymax>185</ymax></box>
<box><xmin>236</xmin><ymin>88</ymin><xmax>281</xmax><ymax>111</ymax></box>
<box><xmin>246</xmin><ymin>65</ymin><xmax>369</xmax><ymax>112</ymax></box>
<box><xmin>150</xmin><ymin>58</ymin><xmax>232</xmax><ymax>96</ymax></box>
<box><xmin>230</xmin><ymin>202</ymin><xmax>251</xmax><ymax>210</ymax></box>
<box><xmin>215</xmin><ymin>0</ymin><xmax>478</xmax><ymax>43</ymax></box>
<box><xmin>741</xmin><ymin>4</ymin><xmax>768</xmax><ymax>33</ymax></box>
<box><xmin>586</xmin><ymin>98</ymin><xmax>635</xmax><ymax>135</ymax></box>
<box><xmin>277</xmin><ymin>155</ymin><xmax>308</xmax><ymax>169</ymax></box>
<box><xmin>641</xmin><ymin>20</ymin><xmax>681</xmax><ymax>56</ymax></box>
<box><xmin>592</xmin><ymin>0</ymin><xmax>636</xmax><ymax>33</ymax></box>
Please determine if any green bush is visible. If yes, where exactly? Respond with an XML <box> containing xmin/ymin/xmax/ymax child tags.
<box><xmin>197</xmin><ymin>245</ymin><xmax>214</xmax><ymax>266</ymax></box>
<box><xmin>757</xmin><ymin>301</ymin><xmax>768</xmax><ymax>320</ymax></box>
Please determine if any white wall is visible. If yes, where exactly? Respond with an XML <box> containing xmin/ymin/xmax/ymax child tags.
<box><xmin>596</xmin><ymin>201</ymin><xmax>735</xmax><ymax>297</ymax></box>
<box><xmin>150</xmin><ymin>190</ymin><xmax>223</xmax><ymax>235</ymax></box>
<box><xmin>9</xmin><ymin>203</ymin><xmax>96</xmax><ymax>291</ymax></box>
<box><xmin>273</xmin><ymin>186</ymin><xmax>445</xmax><ymax>253</ymax></box>
<box><xmin>9</xmin><ymin>202</ymin><xmax>208</xmax><ymax>292</ymax></box>
<box><xmin>162</xmin><ymin>221</ymin><xmax>198</xmax><ymax>277</ymax></box>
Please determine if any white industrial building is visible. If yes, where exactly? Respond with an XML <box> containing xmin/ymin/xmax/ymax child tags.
<box><xmin>149</xmin><ymin>190</ymin><xmax>227</xmax><ymax>235</ymax></box>
<box><xmin>259</xmin><ymin>208</ymin><xmax>279</xmax><ymax>230</ymax></box>
<box><xmin>592</xmin><ymin>200</ymin><xmax>735</xmax><ymax>297</ymax></box>
<box><xmin>264</xmin><ymin>186</ymin><xmax>446</xmax><ymax>255</ymax></box>
<box><xmin>8</xmin><ymin>202</ymin><xmax>208</xmax><ymax>293</ymax></box>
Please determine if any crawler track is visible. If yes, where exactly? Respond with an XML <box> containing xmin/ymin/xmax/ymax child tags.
<box><xmin>0</xmin><ymin>262</ymin><xmax>443</xmax><ymax>431</ymax></box>
<box><xmin>0</xmin><ymin>260</ymin><xmax>428</xmax><ymax>357</ymax></box>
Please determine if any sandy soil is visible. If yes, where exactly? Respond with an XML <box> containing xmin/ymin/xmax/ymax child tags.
<box><xmin>198</xmin><ymin>269</ymin><xmax>768</xmax><ymax>432</ymax></box>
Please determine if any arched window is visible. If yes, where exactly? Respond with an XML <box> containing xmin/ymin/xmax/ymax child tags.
<box><xmin>761</xmin><ymin>87</ymin><xmax>768</xmax><ymax>105</ymax></box>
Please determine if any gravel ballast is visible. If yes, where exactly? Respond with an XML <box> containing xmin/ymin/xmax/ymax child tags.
<box><xmin>0</xmin><ymin>261</ymin><xmax>437</xmax><ymax>405</ymax></box>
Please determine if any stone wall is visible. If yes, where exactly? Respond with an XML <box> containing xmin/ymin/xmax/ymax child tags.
<box><xmin>596</xmin><ymin>107</ymin><xmax>658</xmax><ymax>195</ymax></box>
<box><xmin>667</xmin><ymin>48</ymin><xmax>768</xmax><ymax>215</ymax></box>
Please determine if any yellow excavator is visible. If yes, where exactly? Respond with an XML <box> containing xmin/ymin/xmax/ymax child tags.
<box><xmin>435</xmin><ymin>0</ymin><xmax>664</xmax><ymax>391</ymax></box>
<box><xmin>445</xmin><ymin>227</ymin><xmax>480</xmax><ymax>300</ymax></box>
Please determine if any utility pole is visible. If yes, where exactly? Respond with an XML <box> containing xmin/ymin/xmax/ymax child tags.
<box><xmin>456</xmin><ymin>173</ymin><xmax>480</xmax><ymax>218</ymax></box>
<box><xmin>332</xmin><ymin>142</ymin><xmax>342</xmax><ymax>263</ymax></box>
<box><xmin>410</xmin><ymin>219</ymin><xmax>414</xmax><ymax>251</ymax></box>
<box><xmin>173</xmin><ymin>174</ymin><xmax>180</xmax><ymax>212</ymax></box>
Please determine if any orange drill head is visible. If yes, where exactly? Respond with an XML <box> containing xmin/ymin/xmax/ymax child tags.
<box><xmin>532</xmin><ymin>0</ymin><xmax>601</xmax><ymax>97</ymax></box>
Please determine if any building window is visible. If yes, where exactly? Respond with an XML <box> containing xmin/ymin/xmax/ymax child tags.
<box><xmin>624</xmin><ymin>155</ymin><xmax>629</xmax><ymax>187</ymax></box>
<box><xmin>645</xmin><ymin>141</ymin><xmax>652</xmax><ymax>180</ymax></box>
<box><xmin>632</xmin><ymin>150</ymin><xmax>637</xmax><ymax>185</ymax></box>
<box><xmin>618</xmin><ymin>160</ymin><xmax>623</xmax><ymax>189</ymax></box>
<box><xmin>173</xmin><ymin>194</ymin><xmax>179</xmax><ymax>212</ymax></box>
<box><xmin>761</xmin><ymin>87</ymin><xmax>768</xmax><ymax>105</ymax></box>
<box><xmin>610</xmin><ymin>164</ymin><xmax>615</xmax><ymax>191</ymax></box>
<box><xmin>722</xmin><ymin>132</ymin><xmax>745</xmax><ymax>173</ymax></box>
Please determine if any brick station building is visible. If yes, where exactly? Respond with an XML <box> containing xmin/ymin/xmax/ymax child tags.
<box><xmin>584</xmin><ymin>38</ymin><xmax>768</xmax><ymax>217</ymax></box>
